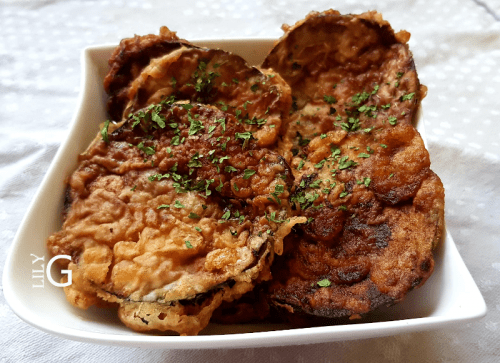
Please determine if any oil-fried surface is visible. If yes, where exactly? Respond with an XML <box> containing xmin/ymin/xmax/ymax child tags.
<box><xmin>103</xmin><ymin>26</ymin><xmax>191</xmax><ymax>121</ymax></box>
<box><xmin>47</xmin><ymin>102</ymin><xmax>304</xmax><ymax>335</ymax></box>
<box><xmin>121</xmin><ymin>45</ymin><xmax>292</xmax><ymax>148</ymax></box>
<box><xmin>50</xmin><ymin>10</ymin><xmax>445</xmax><ymax>332</ymax></box>
<box><xmin>262</xmin><ymin>10</ymin><xmax>445</xmax><ymax>321</ymax></box>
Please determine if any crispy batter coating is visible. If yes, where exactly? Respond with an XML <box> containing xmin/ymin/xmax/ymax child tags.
<box><xmin>262</xmin><ymin>10</ymin><xmax>445</xmax><ymax>322</ymax></box>
<box><xmin>49</xmin><ymin>10</ymin><xmax>445</xmax><ymax>333</ymax></box>
<box><xmin>47</xmin><ymin>102</ymin><xmax>305</xmax><ymax>335</ymax></box>
<box><xmin>103</xmin><ymin>26</ymin><xmax>191</xmax><ymax>121</ymax></box>
<box><xmin>120</xmin><ymin>45</ymin><xmax>291</xmax><ymax>148</ymax></box>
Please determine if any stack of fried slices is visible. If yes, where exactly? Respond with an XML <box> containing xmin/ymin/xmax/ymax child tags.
<box><xmin>47</xmin><ymin>10</ymin><xmax>445</xmax><ymax>335</ymax></box>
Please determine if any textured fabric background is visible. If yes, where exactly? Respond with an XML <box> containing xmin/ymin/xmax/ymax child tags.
<box><xmin>1</xmin><ymin>0</ymin><xmax>499</xmax><ymax>362</ymax></box>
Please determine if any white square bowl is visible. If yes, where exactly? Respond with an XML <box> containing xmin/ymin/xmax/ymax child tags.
<box><xmin>3</xmin><ymin>39</ymin><xmax>487</xmax><ymax>349</ymax></box>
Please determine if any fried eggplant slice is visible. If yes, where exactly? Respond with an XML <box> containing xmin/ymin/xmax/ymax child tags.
<box><xmin>47</xmin><ymin>102</ymin><xmax>304</xmax><ymax>335</ymax></box>
<box><xmin>262</xmin><ymin>10</ymin><xmax>426</xmax><ymax>163</ymax></box>
<box><xmin>268</xmin><ymin>124</ymin><xmax>444</xmax><ymax>321</ymax></box>
<box><xmin>262</xmin><ymin>10</ymin><xmax>445</xmax><ymax>322</ymax></box>
<box><xmin>103</xmin><ymin>26</ymin><xmax>191</xmax><ymax>121</ymax></box>
<box><xmin>119</xmin><ymin>45</ymin><xmax>291</xmax><ymax>148</ymax></box>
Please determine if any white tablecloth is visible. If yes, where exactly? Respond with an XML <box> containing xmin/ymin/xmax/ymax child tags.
<box><xmin>1</xmin><ymin>0</ymin><xmax>499</xmax><ymax>361</ymax></box>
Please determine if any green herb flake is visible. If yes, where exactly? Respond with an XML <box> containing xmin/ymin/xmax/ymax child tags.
<box><xmin>401</xmin><ymin>92</ymin><xmax>415</xmax><ymax>101</ymax></box>
<box><xmin>151</xmin><ymin>112</ymin><xmax>165</xmax><ymax>128</ymax></box>
<box><xmin>101</xmin><ymin>120</ymin><xmax>110</xmax><ymax>143</ymax></box>
<box><xmin>157</xmin><ymin>204</ymin><xmax>170</xmax><ymax>209</ymax></box>
<box><xmin>323</xmin><ymin>95</ymin><xmax>337</xmax><ymax>104</ymax></box>
<box><xmin>243</xmin><ymin>169</ymin><xmax>256</xmax><ymax>179</ymax></box>
<box><xmin>137</xmin><ymin>141</ymin><xmax>155</xmax><ymax>155</ymax></box>
<box><xmin>185</xmin><ymin>240</ymin><xmax>193</xmax><ymax>249</ymax></box>
<box><xmin>225</xmin><ymin>166</ymin><xmax>238</xmax><ymax>173</ymax></box>
<box><xmin>215</xmin><ymin>179</ymin><xmax>223</xmax><ymax>192</ymax></box>
<box><xmin>314</xmin><ymin>159</ymin><xmax>326</xmax><ymax>169</ymax></box>
<box><xmin>317</xmin><ymin>279</ymin><xmax>331</xmax><ymax>287</ymax></box>
<box><xmin>388</xmin><ymin>116</ymin><xmax>398</xmax><ymax>126</ymax></box>
<box><xmin>174</xmin><ymin>200</ymin><xmax>185</xmax><ymax>208</ymax></box>
<box><xmin>194</xmin><ymin>226</ymin><xmax>202</xmax><ymax>232</ymax></box>
<box><xmin>297</xmin><ymin>159</ymin><xmax>305</xmax><ymax>170</ymax></box>
<box><xmin>188</xmin><ymin>212</ymin><xmax>201</xmax><ymax>219</ymax></box>
<box><xmin>338</xmin><ymin>156</ymin><xmax>358</xmax><ymax>170</ymax></box>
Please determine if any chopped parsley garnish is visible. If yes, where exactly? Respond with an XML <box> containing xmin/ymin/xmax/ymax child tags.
<box><xmin>243</xmin><ymin>169</ymin><xmax>256</xmax><ymax>179</ymax></box>
<box><xmin>358</xmin><ymin>153</ymin><xmax>370</xmax><ymax>158</ymax></box>
<box><xmin>187</xmin><ymin>152</ymin><xmax>203</xmax><ymax>168</ymax></box>
<box><xmin>151</xmin><ymin>111</ymin><xmax>165</xmax><ymax>128</ymax></box>
<box><xmin>401</xmin><ymin>92</ymin><xmax>415</xmax><ymax>101</ymax></box>
<box><xmin>317</xmin><ymin>279</ymin><xmax>331</xmax><ymax>287</ymax></box>
<box><xmin>341</xmin><ymin>117</ymin><xmax>360</xmax><ymax>132</ymax></box>
<box><xmin>188</xmin><ymin>113</ymin><xmax>205</xmax><ymax>135</ymax></box>
<box><xmin>309</xmin><ymin>179</ymin><xmax>322</xmax><ymax>189</ymax></box>
<box><xmin>314</xmin><ymin>159</ymin><xmax>326</xmax><ymax>169</ymax></box>
<box><xmin>225</xmin><ymin>166</ymin><xmax>238</xmax><ymax>173</ymax></box>
<box><xmin>338</xmin><ymin>156</ymin><xmax>358</xmax><ymax>170</ymax></box>
<box><xmin>185</xmin><ymin>240</ymin><xmax>193</xmax><ymax>249</ymax></box>
<box><xmin>137</xmin><ymin>141</ymin><xmax>155</xmax><ymax>155</ymax></box>
<box><xmin>173</xmin><ymin>200</ymin><xmax>185</xmax><ymax>208</ymax></box>
<box><xmin>215</xmin><ymin>179</ymin><xmax>223</xmax><ymax>192</ymax></box>
<box><xmin>388</xmin><ymin>116</ymin><xmax>398</xmax><ymax>126</ymax></box>
<box><xmin>297</xmin><ymin>159</ymin><xmax>305</xmax><ymax>170</ymax></box>
<box><xmin>323</xmin><ymin>95</ymin><xmax>337</xmax><ymax>104</ymax></box>
<box><xmin>188</xmin><ymin>212</ymin><xmax>201</xmax><ymax>219</ymax></box>
<box><xmin>266</xmin><ymin>211</ymin><xmax>284</xmax><ymax>223</ymax></box>
<box><xmin>157</xmin><ymin>204</ymin><xmax>170</xmax><ymax>209</ymax></box>
<box><xmin>101</xmin><ymin>120</ymin><xmax>110</xmax><ymax>143</ymax></box>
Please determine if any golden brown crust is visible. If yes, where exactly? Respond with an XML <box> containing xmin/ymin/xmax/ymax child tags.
<box><xmin>262</xmin><ymin>10</ymin><xmax>445</xmax><ymax>322</ymax></box>
<box><xmin>103</xmin><ymin>26</ymin><xmax>191</xmax><ymax>121</ymax></box>
<box><xmin>50</xmin><ymin>10</ymin><xmax>445</xmax><ymax>333</ymax></box>
<box><xmin>120</xmin><ymin>45</ymin><xmax>292</xmax><ymax>148</ymax></box>
<box><xmin>47</xmin><ymin>102</ymin><xmax>305</xmax><ymax>335</ymax></box>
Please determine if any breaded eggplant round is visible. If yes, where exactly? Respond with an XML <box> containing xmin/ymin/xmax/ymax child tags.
<box><xmin>262</xmin><ymin>10</ymin><xmax>444</xmax><ymax>322</ymax></box>
<box><xmin>47</xmin><ymin>101</ymin><xmax>304</xmax><ymax>335</ymax></box>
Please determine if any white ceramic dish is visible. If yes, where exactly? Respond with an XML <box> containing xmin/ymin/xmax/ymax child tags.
<box><xmin>3</xmin><ymin>39</ymin><xmax>486</xmax><ymax>349</ymax></box>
